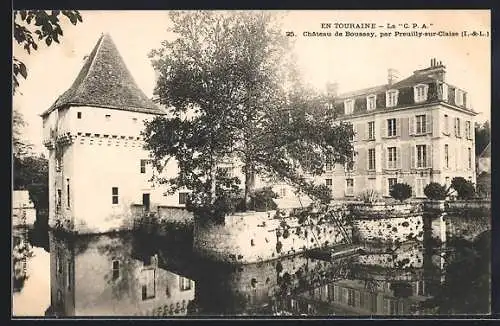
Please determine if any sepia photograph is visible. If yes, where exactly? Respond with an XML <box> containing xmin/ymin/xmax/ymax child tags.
<box><xmin>12</xmin><ymin>9</ymin><xmax>491</xmax><ymax>318</ymax></box>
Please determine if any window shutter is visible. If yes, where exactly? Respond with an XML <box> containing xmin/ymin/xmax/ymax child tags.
<box><xmin>426</xmin><ymin>144</ymin><xmax>432</xmax><ymax>168</ymax></box>
<box><xmin>353</xmin><ymin>150</ymin><xmax>358</xmax><ymax>170</ymax></box>
<box><xmin>365</xmin><ymin>122</ymin><xmax>369</xmax><ymax>140</ymax></box>
<box><xmin>382</xmin><ymin>146</ymin><xmax>386</xmax><ymax>170</ymax></box>
<box><xmin>409</xmin><ymin>116</ymin><xmax>415</xmax><ymax>135</ymax></box>
<box><xmin>426</xmin><ymin>113</ymin><xmax>432</xmax><ymax>135</ymax></box>
<box><xmin>383</xmin><ymin>177</ymin><xmax>388</xmax><ymax>196</ymax></box>
<box><xmin>410</xmin><ymin>145</ymin><xmax>415</xmax><ymax>169</ymax></box>
<box><xmin>396</xmin><ymin>147</ymin><xmax>401</xmax><ymax>169</ymax></box>
<box><xmin>381</xmin><ymin>120</ymin><xmax>387</xmax><ymax>138</ymax></box>
<box><xmin>396</xmin><ymin>118</ymin><xmax>401</xmax><ymax>137</ymax></box>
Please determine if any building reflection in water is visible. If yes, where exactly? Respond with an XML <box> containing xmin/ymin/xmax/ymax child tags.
<box><xmin>192</xmin><ymin>240</ymin><xmax>445</xmax><ymax>316</ymax></box>
<box><xmin>40</xmin><ymin>212</ymin><xmax>486</xmax><ymax>317</ymax></box>
<box><xmin>46</xmin><ymin>232</ymin><xmax>195</xmax><ymax>317</ymax></box>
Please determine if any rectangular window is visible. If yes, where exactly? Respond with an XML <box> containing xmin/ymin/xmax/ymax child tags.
<box><xmin>368</xmin><ymin>121</ymin><xmax>375</xmax><ymax>140</ymax></box>
<box><xmin>57</xmin><ymin>254</ymin><xmax>62</xmax><ymax>274</ymax></box>
<box><xmin>368</xmin><ymin>148</ymin><xmax>376</xmax><ymax>170</ymax></box>
<box><xmin>416</xmin><ymin>178</ymin><xmax>426</xmax><ymax>198</ymax></box>
<box><xmin>468</xmin><ymin>147</ymin><xmax>472</xmax><ymax>169</ymax></box>
<box><xmin>57</xmin><ymin>189</ymin><xmax>62</xmax><ymax>210</ymax></box>
<box><xmin>445</xmin><ymin>144</ymin><xmax>449</xmax><ymax>168</ymax></box>
<box><xmin>387</xmin><ymin>147</ymin><xmax>397</xmax><ymax>169</ymax></box>
<box><xmin>325</xmin><ymin>154</ymin><xmax>334</xmax><ymax>171</ymax></box>
<box><xmin>179</xmin><ymin>192</ymin><xmax>188</xmax><ymax>205</ymax></box>
<box><xmin>77</xmin><ymin>112</ymin><xmax>82</xmax><ymax>119</ymax></box>
<box><xmin>439</xmin><ymin>83</ymin><xmax>448</xmax><ymax>101</ymax></box>
<box><xmin>345</xmin><ymin>179</ymin><xmax>354</xmax><ymax>196</ymax></box>
<box><xmin>67</xmin><ymin>260</ymin><xmax>72</xmax><ymax>290</ymax></box>
<box><xmin>56</xmin><ymin>154</ymin><xmax>62</xmax><ymax>172</ymax></box>
<box><xmin>141</xmin><ymin>268</ymin><xmax>156</xmax><ymax>300</ymax></box>
<box><xmin>112</xmin><ymin>260</ymin><xmax>120</xmax><ymax>280</ymax></box>
<box><xmin>455</xmin><ymin>89</ymin><xmax>464</xmax><ymax>106</ymax></box>
<box><xmin>465</xmin><ymin>121</ymin><xmax>471</xmax><ymax>139</ymax></box>
<box><xmin>66</xmin><ymin>179</ymin><xmax>70</xmax><ymax>208</ymax></box>
<box><xmin>388</xmin><ymin>178</ymin><xmax>398</xmax><ymax>194</ymax></box>
<box><xmin>455</xmin><ymin>118</ymin><xmax>461</xmax><ymax>137</ymax></box>
<box><xmin>414</xmin><ymin>85</ymin><xmax>428</xmax><ymax>102</ymax></box>
<box><xmin>179</xmin><ymin>277</ymin><xmax>192</xmax><ymax>291</ymax></box>
<box><xmin>386</xmin><ymin>90</ymin><xmax>398</xmax><ymax>107</ymax></box>
<box><xmin>444</xmin><ymin>114</ymin><xmax>449</xmax><ymax>134</ymax></box>
<box><xmin>112</xmin><ymin>187</ymin><xmax>119</xmax><ymax>205</ymax></box>
<box><xmin>416</xmin><ymin>115</ymin><xmax>427</xmax><ymax>134</ymax></box>
<box><xmin>387</xmin><ymin>119</ymin><xmax>397</xmax><ymax>137</ymax></box>
<box><xmin>105</xmin><ymin>114</ymin><xmax>111</xmax><ymax>121</ymax></box>
<box><xmin>140</xmin><ymin>159</ymin><xmax>147</xmax><ymax>174</ymax></box>
<box><xmin>344</xmin><ymin>99</ymin><xmax>354</xmax><ymax>115</ymax></box>
<box><xmin>326</xmin><ymin>179</ymin><xmax>333</xmax><ymax>188</ymax></box>
<box><xmin>367</xmin><ymin>95</ymin><xmax>376</xmax><ymax>111</ymax></box>
<box><xmin>416</xmin><ymin>145</ymin><xmax>427</xmax><ymax>168</ymax></box>
<box><xmin>279</xmin><ymin>187</ymin><xmax>287</xmax><ymax>197</ymax></box>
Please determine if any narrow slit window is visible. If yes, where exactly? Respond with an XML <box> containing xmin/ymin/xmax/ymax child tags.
<box><xmin>112</xmin><ymin>187</ymin><xmax>119</xmax><ymax>204</ymax></box>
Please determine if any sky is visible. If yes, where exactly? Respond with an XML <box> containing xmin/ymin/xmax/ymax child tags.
<box><xmin>13</xmin><ymin>10</ymin><xmax>491</xmax><ymax>154</ymax></box>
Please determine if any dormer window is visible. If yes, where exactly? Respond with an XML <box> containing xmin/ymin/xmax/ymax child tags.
<box><xmin>386</xmin><ymin>90</ymin><xmax>398</xmax><ymax>108</ymax></box>
<box><xmin>455</xmin><ymin>89</ymin><xmax>464</xmax><ymax>106</ymax></box>
<box><xmin>414</xmin><ymin>84</ymin><xmax>429</xmax><ymax>103</ymax></box>
<box><xmin>438</xmin><ymin>82</ymin><xmax>448</xmax><ymax>101</ymax></box>
<box><xmin>367</xmin><ymin>95</ymin><xmax>377</xmax><ymax>111</ymax></box>
<box><xmin>344</xmin><ymin>99</ymin><xmax>354</xmax><ymax>115</ymax></box>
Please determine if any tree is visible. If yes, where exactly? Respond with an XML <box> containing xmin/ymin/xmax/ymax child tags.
<box><xmin>13</xmin><ymin>10</ymin><xmax>83</xmax><ymax>93</ymax></box>
<box><xmin>389</xmin><ymin>183</ymin><xmax>412</xmax><ymax>202</ymax></box>
<box><xmin>475</xmin><ymin>121</ymin><xmax>490</xmax><ymax>157</ymax></box>
<box><xmin>451</xmin><ymin>177</ymin><xmax>475</xmax><ymax>200</ymax></box>
<box><xmin>144</xmin><ymin>11</ymin><xmax>353</xmax><ymax>221</ymax></box>
<box><xmin>424</xmin><ymin>182</ymin><xmax>448</xmax><ymax>200</ymax></box>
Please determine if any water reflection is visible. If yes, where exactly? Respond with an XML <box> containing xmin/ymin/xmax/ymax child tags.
<box><xmin>12</xmin><ymin>213</ymin><xmax>490</xmax><ymax>317</ymax></box>
<box><xmin>46</xmin><ymin>232</ymin><xmax>195</xmax><ymax>317</ymax></box>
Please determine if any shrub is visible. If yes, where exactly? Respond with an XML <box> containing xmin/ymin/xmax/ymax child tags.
<box><xmin>424</xmin><ymin>182</ymin><xmax>448</xmax><ymax>200</ymax></box>
<box><xmin>451</xmin><ymin>177</ymin><xmax>475</xmax><ymax>200</ymax></box>
<box><xmin>358</xmin><ymin>189</ymin><xmax>382</xmax><ymax>203</ymax></box>
<box><xmin>389</xmin><ymin>183</ymin><xmax>412</xmax><ymax>202</ymax></box>
<box><xmin>247</xmin><ymin>187</ymin><xmax>278</xmax><ymax>212</ymax></box>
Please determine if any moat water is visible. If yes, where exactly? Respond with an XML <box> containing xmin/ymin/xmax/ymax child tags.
<box><xmin>12</xmin><ymin>217</ymin><xmax>490</xmax><ymax>317</ymax></box>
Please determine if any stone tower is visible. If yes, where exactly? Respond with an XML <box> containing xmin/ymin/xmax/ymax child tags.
<box><xmin>41</xmin><ymin>33</ymin><xmax>177</xmax><ymax>234</ymax></box>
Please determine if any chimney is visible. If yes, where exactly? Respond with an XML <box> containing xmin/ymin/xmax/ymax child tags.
<box><xmin>326</xmin><ymin>82</ymin><xmax>339</xmax><ymax>98</ymax></box>
<box><xmin>414</xmin><ymin>58</ymin><xmax>446</xmax><ymax>82</ymax></box>
<box><xmin>387</xmin><ymin>68</ymin><xmax>400</xmax><ymax>85</ymax></box>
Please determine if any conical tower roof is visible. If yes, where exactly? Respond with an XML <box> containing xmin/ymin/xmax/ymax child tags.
<box><xmin>42</xmin><ymin>33</ymin><xmax>164</xmax><ymax>116</ymax></box>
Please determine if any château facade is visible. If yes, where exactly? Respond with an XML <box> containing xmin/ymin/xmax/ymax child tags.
<box><xmin>41</xmin><ymin>33</ymin><xmax>478</xmax><ymax>234</ymax></box>
<box><xmin>316</xmin><ymin>59</ymin><xmax>478</xmax><ymax>199</ymax></box>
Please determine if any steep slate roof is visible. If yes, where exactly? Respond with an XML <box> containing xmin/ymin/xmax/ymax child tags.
<box><xmin>42</xmin><ymin>33</ymin><xmax>164</xmax><ymax>117</ymax></box>
<box><xmin>479</xmin><ymin>142</ymin><xmax>491</xmax><ymax>158</ymax></box>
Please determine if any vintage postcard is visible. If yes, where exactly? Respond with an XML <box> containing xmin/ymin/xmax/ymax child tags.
<box><xmin>12</xmin><ymin>9</ymin><xmax>491</xmax><ymax>318</ymax></box>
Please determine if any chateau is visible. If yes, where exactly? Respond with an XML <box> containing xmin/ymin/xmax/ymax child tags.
<box><xmin>42</xmin><ymin>33</ymin><xmax>478</xmax><ymax>234</ymax></box>
<box><xmin>316</xmin><ymin>58</ymin><xmax>478</xmax><ymax>199</ymax></box>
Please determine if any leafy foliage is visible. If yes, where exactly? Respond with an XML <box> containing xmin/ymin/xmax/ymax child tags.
<box><xmin>389</xmin><ymin>183</ymin><xmax>412</xmax><ymax>202</ymax></box>
<box><xmin>144</xmin><ymin>11</ymin><xmax>353</xmax><ymax>221</ymax></box>
<box><xmin>243</xmin><ymin>187</ymin><xmax>278</xmax><ymax>212</ymax></box>
<box><xmin>424</xmin><ymin>182</ymin><xmax>448</xmax><ymax>200</ymax></box>
<box><xmin>451</xmin><ymin>177</ymin><xmax>475</xmax><ymax>200</ymax></box>
<box><xmin>12</xmin><ymin>10</ymin><xmax>83</xmax><ymax>93</ymax></box>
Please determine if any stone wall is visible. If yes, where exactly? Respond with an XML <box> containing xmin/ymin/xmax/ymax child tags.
<box><xmin>352</xmin><ymin>214</ymin><xmax>424</xmax><ymax>244</ymax></box>
<box><xmin>193</xmin><ymin>210</ymin><xmax>351</xmax><ymax>265</ymax></box>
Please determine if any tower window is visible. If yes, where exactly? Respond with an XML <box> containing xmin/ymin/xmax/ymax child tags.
<box><xmin>77</xmin><ymin>112</ymin><xmax>82</xmax><ymax>119</ymax></box>
<box><xmin>112</xmin><ymin>260</ymin><xmax>120</xmax><ymax>280</ymax></box>
<box><xmin>105</xmin><ymin>114</ymin><xmax>111</xmax><ymax>121</ymax></box>
<box><xmin>112</xmin><ymin>187</ymin><xmax>119</xmax><ymax>204</ymax></box>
